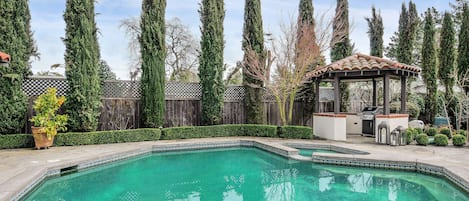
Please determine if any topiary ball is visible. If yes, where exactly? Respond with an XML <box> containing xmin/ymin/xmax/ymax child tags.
<box><xmin>416</xmin><ymin>134</ymin><xmax>429</xmax><ymax>146</ymax></box>
<box><xmin>404</xmin><ymin>128</ymin><xmax>415</xmax><ymax>144</ymax></box>
<box><xmin>415</xmin><ymin>128</ymin><xmax>424</xmax><ymax>135</ymax></box>
<box><xmin>434</xmin><ymin>134</ymin><xmax>449</xmax><ymax>146</ymax></box>
<box><xmin>439</xmin><ymin>128</ymin><xmax>452</xmax><ymax>139</ymax></box>
<box><xmin>426</xmin><ymin>127</ymin><xmax>438</xmax><ymax>137</ymax></box>
<box><xmin>458</xmin><ymin>130</ymin><xmax>467</xmax><ymax>137</ymax></box>
<box><xmin>452</xmin><ymin>134</ymin><xmax>467</xmax><ymax>147</ymax></box>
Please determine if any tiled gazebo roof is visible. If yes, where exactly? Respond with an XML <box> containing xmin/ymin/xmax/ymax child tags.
<box><xmin>307</xmin><ymin>53</ymin><xmax>421</xmax><ymax>78</ymax></box>
<box><xmin>0</xmin><ymin>51</ymin><xmax>10</xmax><ymax>63</ymax></box>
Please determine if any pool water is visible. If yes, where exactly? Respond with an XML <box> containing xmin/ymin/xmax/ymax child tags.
<box><xmin>298</xmin><ymin>148</ymin><xmax>340</xmax><ymax>157</ymax></box>
<box><xmin>24</xmin><ymin>147</ymin><xmax>468</xmax><ymax>201</ymax></box>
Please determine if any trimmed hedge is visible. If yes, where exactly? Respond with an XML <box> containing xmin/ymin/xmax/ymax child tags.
<box><xmin>434</xmin><ymin>134</ymin><xmax>449</xmax><ymax>146</ymax></box>
<box><xmin>415</xmin><ymin>134</ymin><xmax>429</xmax><ymax>146</ymax></box>
<box><xmin>0</xmin><ymin>134</ymin><xmax>34</xmax><ymax>149</ymax></box>
<box><xmin>161</xmin><ymin>124</ymin><xmax>278</xmax><ymax>140</ymax></box>
<box><xmin>54</xmin><ymin>129</ymin><xmax>161</xmax><ymax>146</ymax></box>
<box><xmin>458</xmin><ymin>130</ymin><xmax>467</xmax><ymax>137</ymax></box>
<box><xmin>0</xmin><ymin>129</ymin><xmax>161</xmax><ymax>149</ymax></box>
<box><xmin>452</xmin><ymin>134</ymin><xmax>467</xmax><ymax>147</ymax></box>
<box><xmin>278</xmin><ymin>126</ymin><xmax>313</xmax><ymax>139</ymax></box>
<box><xmin>439</xmin><ymin>128</ymin><xmax>452</xmax><ymax>139</ymax></box>
<box><xmin>404</xmin><ymin>128</ymin><xmax>416</xmax><ymax>144</ymax></box>
<box><xmin>425</xmin><ymin>127</ymin><xmax>438</xmax><ymax>137</ymax></box>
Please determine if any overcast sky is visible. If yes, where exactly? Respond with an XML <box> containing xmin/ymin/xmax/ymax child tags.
<box><xmin>29</xmin><ymin>0</ymin><xmax>452</xmax><ymax>80</ymax></box>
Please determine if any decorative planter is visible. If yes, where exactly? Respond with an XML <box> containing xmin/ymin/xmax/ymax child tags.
<box><xmin>31</xmin><ymin>127</ymin><xmax>54</xmax><ymax>149</ymax></box>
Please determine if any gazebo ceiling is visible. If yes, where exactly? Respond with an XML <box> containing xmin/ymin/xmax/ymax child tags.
<box><xmin>307</xmin><ymin>53</ymin><xmax>421</xmax><ymax>79</ymax></box>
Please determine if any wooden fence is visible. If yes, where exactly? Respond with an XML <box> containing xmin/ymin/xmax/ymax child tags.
<box><xmin>23</xmin><ymin>77</ymin><xmax>334</xmax><ymax>132</ymax></box>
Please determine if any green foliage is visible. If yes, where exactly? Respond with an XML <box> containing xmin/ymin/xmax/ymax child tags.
<box><xmin>54</xmin><ymin>129</ymin><xmax>161</xmax><ymax>146</ymax></box>
<box><xmin>458</xmin><ymin>3</ymin><xmax>469</xmax><ymax>93</ymax></box>
<box><xmin>440</xmin><ymin>128</ymin><xmax>452</xmax><ymax>139</ymax></box>
<box><xmin>30</xmin><ymin>88</ymin><xmax>68</xmax><ymax>139</ymax></box>
<box><xmin>416</xmin><ymin>134</ymin><xmax>429</xmax><ymax>146</ymax></box>
<box><xmin>0</xmin><ymin>134</ymin><xmax>34</xmax><ymax>149</ymax></box>
<box><xmin>243</xmin><ymin>0</ymin><xmax>264</xmax><ymax>124</ymax></box>
<box><xmin>439</xmin><ymin>13</ymin><xmax>456</xmax><ymax>96</ymax></box>
<box><xmin>452</xmin><ymin>134</ymin><xmax>467</xmax><ymax>146</ymax></box>
<box><xmin>365</xmin><ymin>6</ymin><xmax>384</xmax><ymax>57</ymax></box>
<box><xmin>199</xmin><ymin>0</ymin><xmax>225</xmax><ymax>125</ymax></box>
<box><xmin>278</xmin><ymin>126</ymin><xmax>313</xmax><ymax>139</ymax></box>
<box><xmin>415</xmin><ymin>128</ymin><xmax>424</xmax><ymax>134</ymax></box>
<box><xmin>421</xmin><ymin>9</ymin><xmax>438</xmax><ymax>124</ymax></box>
<box><xmin>98</xmin><ymin>60</ymin><xmax>116</xmax><ymax>82</ymax></box>
<box><xmin>0</xmin><ymin>129</ymin><xmax>161</xmax><ymax>149</ymax></box>
<box><xmin>404</xmin><ymin>128</ymin><xmax>416</xmax><ymax>144</ymax></box>
<box><xmin>390</xmin><ymin>102</ymin><xmax>420</xmax><ymax>119</ymax></box>
<box><xmin>140</xmin><ymin>0</ymin><xmax>167</xmax><ymax>128</ymax></box>
<box><xmin>161</xmin><ymin>124</ymin><xmax>278</xmax><ymax>140</ymax></box>
<box><xmin>396</xmin><ymin>1</ymin><xmax>419</xmax><ymax>65</ymax></box>
<box><xmin>434</xmin><ymin>134</ymin><xmax>449</xmax><ymax>146</ymax></box>
<box><xmin>64</xmin><ymin>0</ymin><xmax>102</xmax><ymax>132</ymax></box>
<box><xmin>458</xmin><ymin>130</ymin><xmax>467</xmax><ymax>137</ymax></box>
<box><xmin>0</xmin><ymin>0</ymin><xmax>37</xmax><ymax>134</ymax></box>
<box><xmin>426</xmin><ymin>127</ymin><xmax>438</xmax><ymax>136</ymax></box>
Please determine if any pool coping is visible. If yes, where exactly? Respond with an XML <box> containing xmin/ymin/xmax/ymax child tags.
<box><xmin>7</xmin><ymin>139</ymin><xmax>469</xmax><ymax>200</ymax></box>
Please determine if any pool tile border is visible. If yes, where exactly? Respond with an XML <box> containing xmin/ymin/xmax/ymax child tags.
<box><xmin>11</xmin><ymin>139</ymin><xmax>469</xmax><ymax>200</ymax></box>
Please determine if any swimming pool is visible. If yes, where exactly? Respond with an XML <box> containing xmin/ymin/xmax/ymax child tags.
<box><xmin>298</xmin><ymin>148</ymin><xmax>341</xmax><ymax>156</ymax></box>
<box><xmin>24</xmin><ymin>147</ymin><xmax>468</xmax><ymax>201</ymax></box>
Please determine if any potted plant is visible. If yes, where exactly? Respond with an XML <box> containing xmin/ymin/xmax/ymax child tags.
<box><xmin>30</xmin><ymin>88</ymin><xmax>68</xmax><ymax>149</ymax></box>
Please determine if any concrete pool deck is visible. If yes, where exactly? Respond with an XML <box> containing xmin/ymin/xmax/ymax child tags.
<box><xmin>1</xmin><ymin>137</ymin><xmax>469</xmax><ymax>200</ymax></box>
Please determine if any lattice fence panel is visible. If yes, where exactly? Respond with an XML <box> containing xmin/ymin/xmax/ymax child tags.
<box><xmin>23</xmin><ymin>77</ymin><xmax>69</xmax><ymax>96</ymax></box>
<box><xmin>22</xmin><ymin>77</ymin><xmax>335</xmax><ymax>102</ymax></box>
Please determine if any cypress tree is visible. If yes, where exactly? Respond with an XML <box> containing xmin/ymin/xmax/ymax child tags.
<box><xmin>331</xmin><ymin>0</ymin><xmax>351</xmax><ymax>112</ymax></box>
<box><xmin>397</xmin><ymin>1</ymin><xmax>419</xmax><ymax>64</ymax></box>
<box><xmin>242</xmin><ymin>0</ymin><xmax>264</xmax><ymax>124</ymax></box>
<box><xmin>64</xmin><ymin>0</ymin><xmax>102</xmax><ymax>131</ymax></box>
<box><xmin>438</xmin><ymin>13</ymin><xmax>456</xmax><ymax>106</ymax></box>
<box><xmin>0</xmin><ymin>0</ymin><xmax>36</xmax><ymax>134</ymax></box>
<box><xmin>365</xmin><ymin>6</ymin><xmax>384</xmax><ymax>57</ymax></box>
<box><xmin>439</xmin><ymin>12</ymin><xmax>456</xmax><ymax>128</ymax></box>
<box><xmin>458</xmin><ymin>3</ymin><xmax>469</xmax><ymax>94</ymax></box>
<box><xmin>140</xmin><ymin>0</ymin><xmax>166</xmax><ymax>128</ymax></box>
<box><xmin>199</xmin><ymin>0</ymin><xmax>225</xmax><ymax>125</ymax></box>
<box><xmin>421</xmin><ymin>9</ymin><xmax>438</xmax><ymax>124</ymax></box>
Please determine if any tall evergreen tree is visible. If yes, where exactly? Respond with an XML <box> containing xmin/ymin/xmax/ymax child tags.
<box><xmin>199</xmin><ymin>0</ymin><xmax>225</xmax><ymax>125</ymax></box>
<box><xmin>397</xmin><ymin>1</ymin><xmax>419</xmax><ymax>65</ymax></box>
<box><xmin>243</xmin><ymin>0</ymin><xmax>264</xmax><ymax>124</ymax></box>
<box><xmin>421</xmin><ymin>9</ymin><xmax>438</xmax><ymax>124</ymax></box>
<box><xmin>365</xmin><ymin>6</ymin><xmax>384</xmax><ymax>57</ymax></box>
<box><xmin>331</xmin><ymin>0</ymin><xmax>351</xmax><ymax>112</ymax></box>
<box><xmin>140</xmin><ymin>0</ymin><xmax>166</xmax><ymax>128</ymax></box>
<box><xmin>0</xmin><ymin>0</ymin><xmax>37</xmax><ymax>134</ymax></box>
<box><xmin>458</xmin><ymin>3</ymin><xmax>469</xmax><ymax>94</ymax></box>
<box><xmin>439</xmin><ymin>13</ymin><xmax>456</xmax><ymax>98</ymax></box>
<box><xmin>64</xmin><ymin>0</ymin><xmax>102</xmax><ymax>131</ymax></box>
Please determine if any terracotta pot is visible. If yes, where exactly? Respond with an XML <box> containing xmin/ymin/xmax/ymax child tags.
<box><xmin>31</xmin><ymin>127</ymin><xmax>54</xmax><ymax>149</ymax></box>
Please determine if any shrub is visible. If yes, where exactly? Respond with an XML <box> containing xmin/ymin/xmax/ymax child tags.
<box><xmin>390</xmin><ymin>102</ymin><xmax>420</xmax><ymax>119</ymax></box>
<box><xmin>425</xmin><ymin>127</ymin><xmax>438</xmax><ymax>136</ymax></box>
<box><xmin>278</xmin><ymin>126</ymin><xmax>313</xmax><ymax>139</ymax></box>
<box><xmin>161</xmin><ymin>124</ymin><xmax>278</xmax><ymax>140</ymax></box>
<box><xmin>434</xmin><ymin>134</ymin><xmax>449</xmax><ymax>146</ymax></box>
<box><xmin>452</xmin><ymin>134</ymin><xmax>467</xmax><ymax>147</ymax></box>
<box><xmin>458</xmin><ymin>130</ymin><xmax>467</xmax><ymax>137</ymax></box>
<box><xmin>415</xmin><ymin>128</ymin><xmax>424</xmax><ymax>135</ymax></box>
<box><xmin>404</xmin><ymin>128</ymin><xmax>415</xmax><ymax>144</ymax></box>
<box><xmin>0</xmin><ymin>134</ymin><xmax>34</xmax><ymax>149</ymax></box>
<box><xmin>439</xmin><ymin>128</ymin><xmax>452</xmax><ymax>139</ymax></box>
<box><xmin>415</xmin><ymin>134</ymin><xmax>429</xmax><ymax>146</ymax></box>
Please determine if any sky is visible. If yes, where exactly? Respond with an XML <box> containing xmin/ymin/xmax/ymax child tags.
<box><xmin>28</xmin><ymin>0</ymin><xmax>453</xmax><ymax>80</ymax></box>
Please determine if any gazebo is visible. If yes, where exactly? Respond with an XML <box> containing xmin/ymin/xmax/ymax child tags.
<box><xmin>307</xmin><ymin>53</ymin><xmax>421</xmax><ymax>141</ymax></box>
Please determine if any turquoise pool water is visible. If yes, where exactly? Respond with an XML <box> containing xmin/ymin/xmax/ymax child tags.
<box><xmin>24</xmin><ymin>147</ymin><xmax>469</xmax><ymax>201</ymax></box>
<box><xmin>298</xmin><ymin>148</ymin><xmax>340</xmax><ymax>156</ymax></box>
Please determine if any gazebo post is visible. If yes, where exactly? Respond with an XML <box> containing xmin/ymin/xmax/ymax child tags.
<box><xmin>372</xmin><ymin>78</ymin><xmax>377</xmax><ymax>106</ymax></box>
<box><xmin>314</xmin><ymin>79</ymin><xmax>320</xmax><ymax>113</ymax></box>
<box><xmin>401</xmin><ymin>76</ymin><xmax>407</xmax><ymax>113</ymax></box>
<box><xmin>334</xmin><ymin>76</ymin><xmax>340</xmax><ymax>114</ymax></box>
<box><xmin>383</xmin><ymin>73</ymin><xmax>390</xmax><ymax>115</ymax></box>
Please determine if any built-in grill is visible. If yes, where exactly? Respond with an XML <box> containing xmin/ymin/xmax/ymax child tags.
<box><xmin>361</xmin><ymin>106</ymin><xmax>383</xmax><ymax>137</ymax></box>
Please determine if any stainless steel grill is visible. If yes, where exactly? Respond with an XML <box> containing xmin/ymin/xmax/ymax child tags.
<box><xmin>361</xmin><ymin>106</ymin><xmax>383</xmax><ymax>137</ymax></box>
